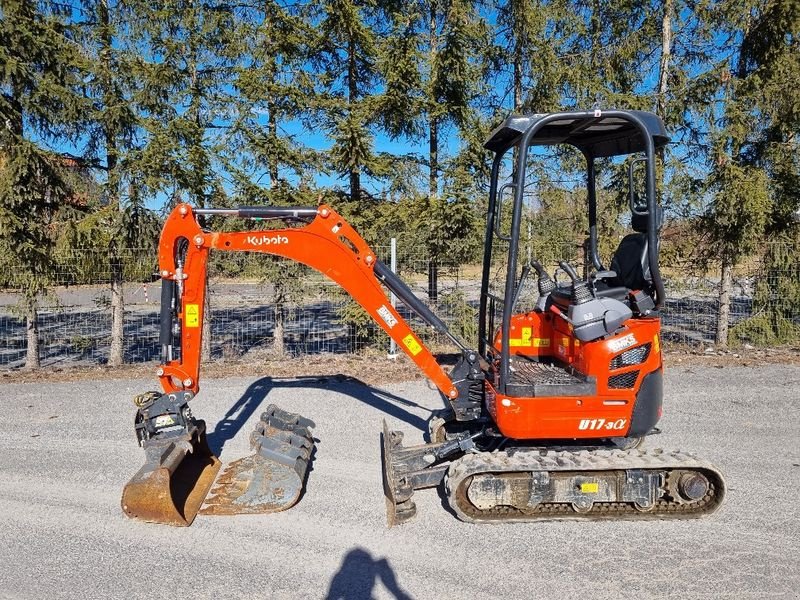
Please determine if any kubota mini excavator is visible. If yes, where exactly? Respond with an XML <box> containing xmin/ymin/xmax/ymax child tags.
<box><xmin>122</xmin><ymin>109</ymin><xmax>725</xmax><ymax>527</ymax></box>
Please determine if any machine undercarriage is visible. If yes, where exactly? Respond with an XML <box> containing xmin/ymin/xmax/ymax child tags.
<box><xmin>382</xmin><ymin>418</ymin><xmax>724</xmax><ymax>525</ymax></box>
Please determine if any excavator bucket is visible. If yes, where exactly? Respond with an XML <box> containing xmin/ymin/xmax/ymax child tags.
<box><xmin>121</xmin><ymin>420</ymin><xmax>221</xmax><ymax>527</ymax></box>
<box><xmin>200</xmin><ymin>405</ymin><xmax>315</xmax><ymax>515</ymax></box>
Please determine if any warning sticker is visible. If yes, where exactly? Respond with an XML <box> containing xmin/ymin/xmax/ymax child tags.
<box><xmin>185</xmin><ymin>303</ymin><xmax>200</xmax><ymax>328</ymax></box>
<box><xmin>533</xmin><ymin>338</ymin><xmax>550</xmax><ymax>348</ymax></box>
<box><xmin>653</xmin><ymin>334</ymin><xmax>660</xmax><ymax>354</ymax></box>
<box><xmin>510</xmin><ymin>327</ymin><xmax>533</xmax><ymax>347</ymax></box>
<box><xmin>580</xmin><ymin>482</ymin><xmax>599</xmax><ymax>494</ymax></box>
<box><xmin>402</xmin><ymin>334</ymin><xmax>422</xmax><ymax>356</ymax></box>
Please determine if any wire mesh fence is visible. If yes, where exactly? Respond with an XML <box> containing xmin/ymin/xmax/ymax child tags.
<box><xmin>0</xmin><ymin>241</ymin><xmax>797</xmax><ymax>370</ymax></box>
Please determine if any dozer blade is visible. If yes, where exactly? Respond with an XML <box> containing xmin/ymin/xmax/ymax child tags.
<box><xmin>200</xmin><ymin>404</ymin><xmax>315</xmax><ymax>516</ymax></box>
<box><xmin>381</xmin><ymin>420</ymin><xmax>417</xmax><ymax>527</ymax></box>
<box><xmin>121</xmin><ymin>420</ymin><xmax>221</xmax><ymax>527</ymax></box>
<box><xmin>381</xmin><ymin>420</ymin><xmax>453</xmax><ymax>527</ymax></box>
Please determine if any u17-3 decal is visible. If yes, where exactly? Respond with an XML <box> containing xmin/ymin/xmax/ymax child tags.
<box><xmin>578</xmin><ymin>418</ymin><xmax>627</xmax><ymax>431</ymax></box>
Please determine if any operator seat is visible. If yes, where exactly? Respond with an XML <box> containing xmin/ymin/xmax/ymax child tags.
<box><xmin>596</xmin><ymin>207</ymin><xmax>663</xmax><ymax>297</ymax></box>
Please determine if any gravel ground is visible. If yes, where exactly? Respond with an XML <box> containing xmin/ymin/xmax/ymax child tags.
<box><xmin>0</xmin><ymin>364</ymin><xmax>798</xmax><ymax>600</ymax></box>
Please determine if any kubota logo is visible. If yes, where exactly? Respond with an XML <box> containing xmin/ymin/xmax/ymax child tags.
<box><xmin>246</xmin><ymin>234</ymin><xmax>289</xmax><ymax>246</ymax></box>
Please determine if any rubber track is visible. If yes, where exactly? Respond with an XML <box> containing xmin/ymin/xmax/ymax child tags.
<box><xmin>445</xmin><ymin>448</ymin><xmax>725</xmax><ymax>523</ymax></box>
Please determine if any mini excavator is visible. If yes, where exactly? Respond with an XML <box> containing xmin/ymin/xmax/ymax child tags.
<box><xmin>122</xmin><ymin>109</ymin><xmax>725</xmax><ymax>526</ymax></box>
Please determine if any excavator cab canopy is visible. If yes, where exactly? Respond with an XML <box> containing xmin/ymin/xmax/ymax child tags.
<box><xmin>478</xmin><ymin>109</ymin><xmax>669</xmax><ymax>393</ymax></box>
<box><xmin>483</xmin><ymin>110</ymin><xmax>669</xmax><ymax>158</ymax></box>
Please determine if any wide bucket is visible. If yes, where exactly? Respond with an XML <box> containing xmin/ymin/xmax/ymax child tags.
<box><xmin>200</xmin><ymin>404</ymin><xmax>315</xmax><ymax>515</ymax></box>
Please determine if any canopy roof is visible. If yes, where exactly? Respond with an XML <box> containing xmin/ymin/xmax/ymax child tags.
<box><xmin>483</xmin><ymin>110</ymin><xmax>669</xmax><ymax>158</ymax></box>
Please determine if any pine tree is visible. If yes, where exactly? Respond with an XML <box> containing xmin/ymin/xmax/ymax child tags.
<box><xmin>122</xmin><ymin>0</ymin><xmax>237</xmax><ymax>360</ymax></box>
<box><xmin>62</xmin><ymin>0</ymin><xmax>161</xmax><ymax>366</ymax></box>
<box><xmin>223</xmin><ymin>1</ymin><xmax>317</xmax><ymax>191</ymax></box>
<box><xmin>0</xmin><ymin>0</ymin><xmax>86</xmax><ymax>368</ymax></box>
<box><xmin>315</xmin><ymin>0</ymin><xmax>385</xmax><ymax>204</ymax></box>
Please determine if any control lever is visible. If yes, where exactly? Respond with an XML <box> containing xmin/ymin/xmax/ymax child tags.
<box><xmin>558</xmin><ymin>260</ymin><xmax>593</xmax><ymax>304</ymax></box>
<box><xmin>530</xmin><ymin>260</ymin><xmax>556</xmax><ymax>312</ymax></box>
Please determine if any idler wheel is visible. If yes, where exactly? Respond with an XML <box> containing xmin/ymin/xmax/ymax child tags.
<box><xmin>677</xmin><ymin>472</ymin><xmax>709</xmax><ymax>501</ymax></box>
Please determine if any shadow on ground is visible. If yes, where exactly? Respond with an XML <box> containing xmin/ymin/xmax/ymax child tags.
<box><xmin>326</xmin><ymin>547</ymin><xmax>413</xmax><ymax>600</ymax></box>
<box><xmin>206</xmin><ymin>375</ymin><xmax>436</xmax><ymax>455</ymax></box>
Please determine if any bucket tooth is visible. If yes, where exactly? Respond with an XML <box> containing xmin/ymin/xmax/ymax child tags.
<box><xmin>200</xmin><ymin>404</ymin><xmax>315</xmax><ymax>516</ymax></box>
<box><xmin>121</xmin><ymin>420</ymin><xmax>221</xmax><ymax>527</ymax></box>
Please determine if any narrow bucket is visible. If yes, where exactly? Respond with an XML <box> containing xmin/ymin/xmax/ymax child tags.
<box><xmin>121</xmin><ymin>421</ymin><xmax>221</xmax><ymax>527</ymax></box>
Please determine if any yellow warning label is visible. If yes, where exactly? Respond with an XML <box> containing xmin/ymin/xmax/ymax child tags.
<box><xmin>185</xmin><ymin>304</ymin><xmax>200</xmax><ymax>328</ymax></box>
<box><xmin>653</xmin><ymin>334</ymin><xmax>660</xmax><ymax>354</ymax></box>
<box><xmin>533</xmin><ymin>338</ymin><xmax>550</xmax><ymax>348</ymax></box>
<box><xmin>402</xmin><ymin>334</ymin><xmax>422</xmax><ymax>356</ymax></box>
<box><xmin>580</xmin><ymin>482</ymin><xmax>599</xmax><ymax>494</ymax></box>
<box><xmin>510</xmin><ymin>327</ymin><xmax>534</xmax><ymax>347</ymax></box>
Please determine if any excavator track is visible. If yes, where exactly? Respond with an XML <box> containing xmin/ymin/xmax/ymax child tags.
<box><xmin>445</xmin><ymin>448</ymin><xmax>725</xmax><ymax>523</ymax></box>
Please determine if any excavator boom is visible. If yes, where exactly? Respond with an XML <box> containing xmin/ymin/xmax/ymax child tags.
<box><xmin>156</xmin><ymin>203</ymin><xmax>463</xmax><ymax>399</ymax></box>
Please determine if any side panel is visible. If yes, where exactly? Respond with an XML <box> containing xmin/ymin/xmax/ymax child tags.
<box><xmin>487</xmin><ymin>317</ymin><xmax>662</xmax><ymax>439</ymax></box>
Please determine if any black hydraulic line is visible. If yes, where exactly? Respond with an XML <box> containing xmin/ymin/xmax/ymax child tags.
<box><xmin>373</xmin><ymin>260</ymin><xmax>468</xmax><ymax>352</ymax></box>
<box><xmin>237</xmin><ymin>206</ymin><xmax>318</xmax><ymax>219</ymax></box>
<box><xmin>159</xmin><ymin>278</ymin><xmax>175</xmax><ymax>363</ymax></box>
<box><xmin>559</xmin><ymin>260</ymin><xmax>580</xmax><ymax>282</ymax></box>
<box><xmin>193</xmin><ymin>206</ymin><xmax>319</xmax><ymax>218</ymax></box>
<box><xmin>478</xmin><ymin>154</ymin><xmax>504</xmax><ymax>356</ymax></box>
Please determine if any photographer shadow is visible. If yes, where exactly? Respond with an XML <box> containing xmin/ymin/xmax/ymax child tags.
<box><xmin>326</xmin><ymin>547</ymin><xmax>413</xmax><ymax>600</ymax></box>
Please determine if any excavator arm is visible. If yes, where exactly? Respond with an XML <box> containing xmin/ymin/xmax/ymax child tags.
<box><xmin>156</xmin><ymin>202</ymin><xmax>481</xmax><ymax>410</ymax></box>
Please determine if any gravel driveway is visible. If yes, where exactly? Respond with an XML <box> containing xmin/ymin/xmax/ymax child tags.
<box><xmin>0</xmin><ymin>364</ymin><xmax>798</xmax><ymax>599</ymax></box>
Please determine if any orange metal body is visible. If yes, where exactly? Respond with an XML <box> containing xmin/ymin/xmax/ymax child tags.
<box><xmin>489</xmin><ymin>311</ymin><xmax>662</xmax><ymax>439</ymax></box>
<box><xmin>156</xmin><ymin>203</ymin><xmax>457</xmax><ymax>400</ymax></box>
<box><xmin>157</xmin><ymin>202</ymin><xmax>661</xmax><ymax>443</ymax></box>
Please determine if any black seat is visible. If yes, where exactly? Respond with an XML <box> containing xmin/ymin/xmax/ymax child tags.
<box><xmin>603</xmin><ymin>208</ymin><xmax>662</xmax><ymax>292</ymax></box>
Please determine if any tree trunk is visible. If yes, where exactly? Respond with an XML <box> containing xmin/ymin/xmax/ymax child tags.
<box><xmin>429</xmin><ymin>116</ymin><xmax>438</xmax><ymax>198</ymax></box>
<box><xmin>656</xmin><ymin>0</ymin><xmax>673</xmax><ymax>118</ymax></box>
<box><xmin>347</xmin><ymin>34</ymin><xmax>360</xmax><ymax>203</ymax></box>
<box><xmin>100</xmin><ymin>0</ymin><xmax>125</xmax><ymax>367</ymax></box>
<box><xmin>350</xmin><ymin>169</ymin><xmax>361</xmax><ymax>204</ymax></box>
<box><xmin>25</xmin><ymin>299</ymin><xmax>40</xmax><ymax>370</ymax></box>
<box><xmin>108</xmin><ymin>256</ymin><xmax>125</xmax><ymax>366</ymax></box>
<box><xmin>273</xmin><ymin>303</ymin><xmax>286</xmax><ymax>356</ymax></box>
<box><xmin>267</xmin><ymin>99</ymin><xmax>279</xmax><ymax>186</ymax></box>
<box><xmin>429</xmin><ymin>4</ymin><xmax>438</xmax><ymax>198</ymax></box>
<box><xmin>716</xmin><ymin>254</ymin><xmax>732</xmax><ymax>348</ymax></box>
<box><xmin>427</xmin><ymin>258</ymin><xmax>439</xmax><ymax>305</ymax></box>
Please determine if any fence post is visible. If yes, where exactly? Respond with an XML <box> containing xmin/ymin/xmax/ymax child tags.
<box><xmin>388</xmin><ymin>237</ymin><xmax>398</xmax><ymax>358</ymax></box>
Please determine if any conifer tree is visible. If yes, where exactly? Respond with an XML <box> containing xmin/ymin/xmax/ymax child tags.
<box><xmin>315</xmin><ymin>0</ymin><xmax>384</xmax><ymax>204</ymax></box>
<box><xmin>64</xmin><ymin>0</ymin><xmax>161</xmax><ymax>366</ymax></box>
<box><xmin>122</xmin><ymin>0</ymin><xmax>237</xmax><ymax>359</ymax></box>
<box><xmin>0</xmin><ymin>0</ymin><xmax>86</xmax><ymax>368</ymax></box>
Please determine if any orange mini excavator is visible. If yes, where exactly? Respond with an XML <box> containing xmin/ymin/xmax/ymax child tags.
<box><xmin>122</xmin><ymin>109</ymin><xmax>725</xmax><ymax>526</ymax></box>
